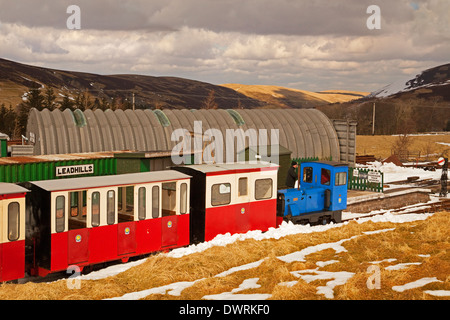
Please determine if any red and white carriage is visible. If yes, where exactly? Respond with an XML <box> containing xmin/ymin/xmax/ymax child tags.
<box><xmin>0</xmin><ymin>183</ymin><xmax>28</xmax><ymax>282</ymax></box>
<box><xmin>174</xmin><ymin>162</ymin><xmax>278</xmax><ymax>242</ymax></box>
<box><xmin>27</xmin><ymin>171</ymin><xmax>191</xmax><ymax>276</ymax></box>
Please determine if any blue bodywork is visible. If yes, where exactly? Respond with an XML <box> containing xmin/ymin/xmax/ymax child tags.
<box><xmin>277</xmin><ymin>161</ymin><xmax>348</xmax><ymax>224</ymax></box>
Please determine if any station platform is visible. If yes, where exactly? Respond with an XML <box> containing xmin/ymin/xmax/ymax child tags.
<box><xmin>346</xmin><ymin>188</ymin><xmax>431</xmax><ymax>213</ymax></box>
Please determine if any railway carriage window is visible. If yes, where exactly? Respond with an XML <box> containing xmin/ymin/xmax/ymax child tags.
<box><xmin>92</xmin><ymin>192</ymin><xmax>100</xmax><ymax>227</ymax></box>
<box><xmin>82</xmin><ymin>191</ymin><xmax>87</xmax><ymax>216</ymax></box>
<box><xmin>238</xmin><ymin>177</ymin><xmax>248</xmax><ymax>196</ymax></box>
<box><xmin>335</xmin><ymin>172</ymin><xmax>347</xmax><ymax>186</ymax></box>
<box><xmin>152</xmin><ymin>186</ymin><xmax>160</xmax><ymax>219</ymax></box>
<box><xmin>8</xmin><ymin>202</ymin><xmax>20</xmax><ymax>241</ymax></box>
<box><xmin>68</xmin><ymin>191</ymin><xmax>87</xmax><ymax>230</ymax></box>
<box><xmin>107</xmin><ymin>190</ymin><xmax>115</xmax><ymax>225</ymax></box>
<box><xmin>138</xmin><ymin>187</ymin><xmax>146</xmax><ymax>220</ymax></box>
<box><xmin>70</xmin><ymin>192</ymin><xmax>79</xmax><ymax>217</ymax></box>
<box><xmin>180</xmin><ymin>183</ymin><xmax>187</xmax><ymax>214</ymax></box>
<box><xmin>321</xmin><ymin>169</ymin><xmax>331</xmax><ymax>186</ymax></box>
<box><xmin>255</xmin><ymin>179</ymin><xmax>273</xmax><ymax>200</ymax></box>
<box><xmin>162</xmin><ymin>182</ymin><xmax>177</xmax><ymax>217</ymax></box>
<box><xmin>118</xmin><ymin>186</ymin><xmax>134</xmax><ymax>222</ymax></box>
<box><xmin>211</xmin><ymin>183</ymin><xmax>231</xmax><ymax>206</ymax></box>
<box><xmin>303</xmin><ymin>167</ymin><xmax>313</xmax><ymax>183</ymax></box>
<box><xmin>56</xmin><ymin>196</ymin><xmax>65</xmax><ymax>233</ymax></box>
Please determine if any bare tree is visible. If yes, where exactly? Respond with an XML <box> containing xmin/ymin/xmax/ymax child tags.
<box><xmin>202</xmin><ymin>89</ymin><xmax>218</xmax><ymax>109</ymax></box>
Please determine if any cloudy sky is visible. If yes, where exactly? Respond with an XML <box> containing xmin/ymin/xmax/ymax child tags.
<box><xmin>0</xmin><ymin>0</ymin><xmax>449</xmax><ymax>92</ymax></box>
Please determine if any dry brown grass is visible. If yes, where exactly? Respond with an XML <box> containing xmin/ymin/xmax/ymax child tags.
<box><xmin>221</xmin><ymin>84</ymin><xmax>369</xmax><ymax>106</ymax></box>
<box><xmin>357</xmin><ymin>134</ymin><xmax>450</xmax><ymax>160</ymax></box>
<box><xmin>0</xmin><ymin>212</ymin><xmax>448</xmax><ymax>300</ymax></box>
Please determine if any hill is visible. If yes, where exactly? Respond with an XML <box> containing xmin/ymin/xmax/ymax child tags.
<box><xmin>318</xmin><ymin>63</ymin><xmax>450</xmax><ymax>135</ymax></box>
<box><xmin>0</xmin><ymin>58</ymin><xmax>262</xmax><ymax>109</ymax></box>
<box><xmin>368</xmin><ymin>63</ymin><xmax>450</xmax><ymax>101</ymax></box>
<box><xmin>221</xmin><ymin>84</ymin><xmax>368</xmax><ymax>108</ymax></box>
<box><xmin>0</xmin><ymin>58</ymin><xmax>369</xmax><ymax>112</ymax></box>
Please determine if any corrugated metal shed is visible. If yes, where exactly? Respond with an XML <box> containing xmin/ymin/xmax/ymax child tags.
<box><xmin>27</xmin><ymin>108</ymin><xmax>355</xmax><ymax>165</ymax></box>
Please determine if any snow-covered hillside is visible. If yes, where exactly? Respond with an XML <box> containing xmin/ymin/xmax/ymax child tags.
<box><xmin>368</xmin><ymin>63</ymin><xmax>450</xmax><ymax>98</ymax></box>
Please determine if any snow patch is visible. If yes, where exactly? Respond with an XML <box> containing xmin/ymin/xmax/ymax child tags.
<box><xmin>392</xmin><ymin>277</ymin><xmax>442</xmax><ymax>292</ymax></box>
<box><xmin>291</xmin><ymin>269</ymin><xmax>355</xmax><ymax>299</ymax></box>
<box><xmin>203</xmin><ymin>278</ymin><xmax>271</xmax><ymax>300</ymax></box>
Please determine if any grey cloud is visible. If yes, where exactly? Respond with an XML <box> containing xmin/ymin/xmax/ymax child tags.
<box><xmin>0</xmin><ymin>0</ymin><xmax>448</xmax><ymax>92</ymax></box>
<box><xmin>0</xmin><ymin>0</ymin><xmax>417</xmax><ymax>35</ymax></box>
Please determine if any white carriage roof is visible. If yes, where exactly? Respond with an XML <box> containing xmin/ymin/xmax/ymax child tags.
<box><xmin>31</xmin><ymin>170</ymin><xmax>191</xmax><ymax>192</ymax></box>
<box><xmin>0</xmin><ymin>183</ymin><xmax>29</xmax><ymax>195</ymax></box>
<box><xmin>179</xmin><ymin>161</ymin><xmax>279</xmax><ymax>174</ymax></box>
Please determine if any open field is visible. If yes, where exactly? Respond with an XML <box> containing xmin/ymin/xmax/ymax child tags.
<box><xmin>0</xmin><ymin>211</ymin><xmax>448</xmax><ymax>300</ymax></box>
<box><xmin>357</xmin><ymin>133</ymin><xmax>450</xmax><ymax>160</ymax></box>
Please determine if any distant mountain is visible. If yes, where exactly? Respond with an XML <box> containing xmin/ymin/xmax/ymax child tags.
<box><xmin>0</xmin><ymin>58</ymin><xmax>369</xmax><ymax>111</ymax></box>
<box><xmin>221</xmin><ymin>84</ymin><xmax>368</xmax><ymax>108</ymax></box>
<box><xmin>368</xmin><ymin>63</ymin><xmax>450</xmax><ymax>100</ymax></box>
<box><xmin>0</xmin><ymin>58</ymin><xmax>262</xmax><ymax>109</ymax></box>
<box><xmin>317</xmin><ymin>63</ymin><xmax>450</xmax><ymax>135</ymax></box>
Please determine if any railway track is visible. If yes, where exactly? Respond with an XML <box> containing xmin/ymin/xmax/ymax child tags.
<box><xmin>342</xmin><ymin>198</ymin><xmax>450</xmax><ymax>222</ymax></box>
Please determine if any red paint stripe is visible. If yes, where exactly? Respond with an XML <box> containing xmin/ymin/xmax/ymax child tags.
<box><xmin>0</xmin><ymin>193</ymin><xmax>27</xmax><ymax>200</ymax></box>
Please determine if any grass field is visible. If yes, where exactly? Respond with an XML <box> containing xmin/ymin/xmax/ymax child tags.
<box><xmin>357</xmin><ymin>134</ymin><xmax>450</xmax><ymax>160</ymax></box>
<box><xmin>0</xmin><ymin>211</ymin><xmax>448</xmax><ymax>300</ymax></box>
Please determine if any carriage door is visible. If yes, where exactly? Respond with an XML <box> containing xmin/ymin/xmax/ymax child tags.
<box><xmin>1</xmin><ymin>196</ymin><xmax>25</xmax><ymax>282</ymax></box>
<box><xmin>161</xmin><ymin>182</ymin><xmax>178</xmax><ymax>247</ymax></box>
<box><xmin>117</xmin><ymin>187</ymin><xmax>136</xmax><ymax>256</ymax></box>
<box><xmin>68</xmin><ymin>191</ymin><xmax>89</xmax><ymax>265</ymax></box>
<box><xmin>235</xmin><ymin>175</ymin><xmax>250</xmax><ymax>233</ymax></box>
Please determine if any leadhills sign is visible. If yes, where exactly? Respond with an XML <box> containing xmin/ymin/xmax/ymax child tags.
<box><xmin>56</xmin><ymin>164</ymin><xmax>94</xmax><ymax>177</ymax></box>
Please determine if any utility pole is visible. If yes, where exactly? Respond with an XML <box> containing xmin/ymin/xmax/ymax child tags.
<box><xmin>372</xmin><ymin>102</ymin><xmax>376</xmax><ymax>136</ymax></box>
<box><xmin>132</xmin><ymin>93</ymin><xmax>135</xmax><ymax>111</ymax></box>
<box><xmin>439</xmin><ymin>157</ymin><xmax>448</xmax><ymax>197</ymax></box>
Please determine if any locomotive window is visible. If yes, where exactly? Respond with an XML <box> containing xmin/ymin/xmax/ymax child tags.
<box><xmin>303</xmin><ymin>167</ymin><xmax>313</xmax><ymax>183</ymax></box>
<box><xmin>211</xmin><ymin>183</ymin><xmax>231</xmax><ymax>206</ymax></box>
<box><xmin>321</xmin><ymin>169</ymin><xmax>331</xmax><ymax>186</ymax></box>
<box><xmin>8</xmin><ymin>202</ymin><xmax>20</xmax><ymax>241</ymax></box>
<box><xmin>138</xmin><ymin>187</ymin><xmax>146</xmax><ymax>220</ymax></box>
<box><xmin>152</xmin><ymin>186</ymin><xmax>160</xmax><ymax>219</ymax></box>
<box><xmin>92</xmin><ymin>192</ymin><xmax>100</xmax><ymax>227</ymax></box>
<box><xmin>335</xmin><ymin>172</ymin><xmax>347</xmax><ymax>186</ymax></box>
<box><xmin>180</xmin><ymin>183</ymin><xmax>188</xmax><ymax>214</ymax></box>
<box><xmin>55</xmin><ymin>196</ymin><xmax>65</xmax><ymax>233</ymax></box>
<box><xmin>255</xmin><ymin>179</ymin><xmax>273</xmax><ymax>200</ymax></box>
<box><xmin>107</xmin><ymin>190</ymin><xmax>115</xmax><ymax>225</ymax></box>
<box><xmin>238</xmin><ymin>177</ymin><xmax>248</xmax><ymax>196</ymax></box>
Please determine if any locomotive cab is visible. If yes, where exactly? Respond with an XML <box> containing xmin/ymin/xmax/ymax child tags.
<box><xmin>277</xmin><ymin>161</ymin><xmax>348</xmax><ymax>225</ymax></box>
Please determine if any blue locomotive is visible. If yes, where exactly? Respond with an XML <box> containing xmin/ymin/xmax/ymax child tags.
<box><xmin>277</xmin><ymin>161</ymin><xmax>348</xmax><ymax>225</ymax></box>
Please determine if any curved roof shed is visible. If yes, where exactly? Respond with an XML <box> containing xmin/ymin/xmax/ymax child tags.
<box><xmin>27</xmin><ymin>108</ymin><xmax>354</xmax><ymax>164</ymax></box>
